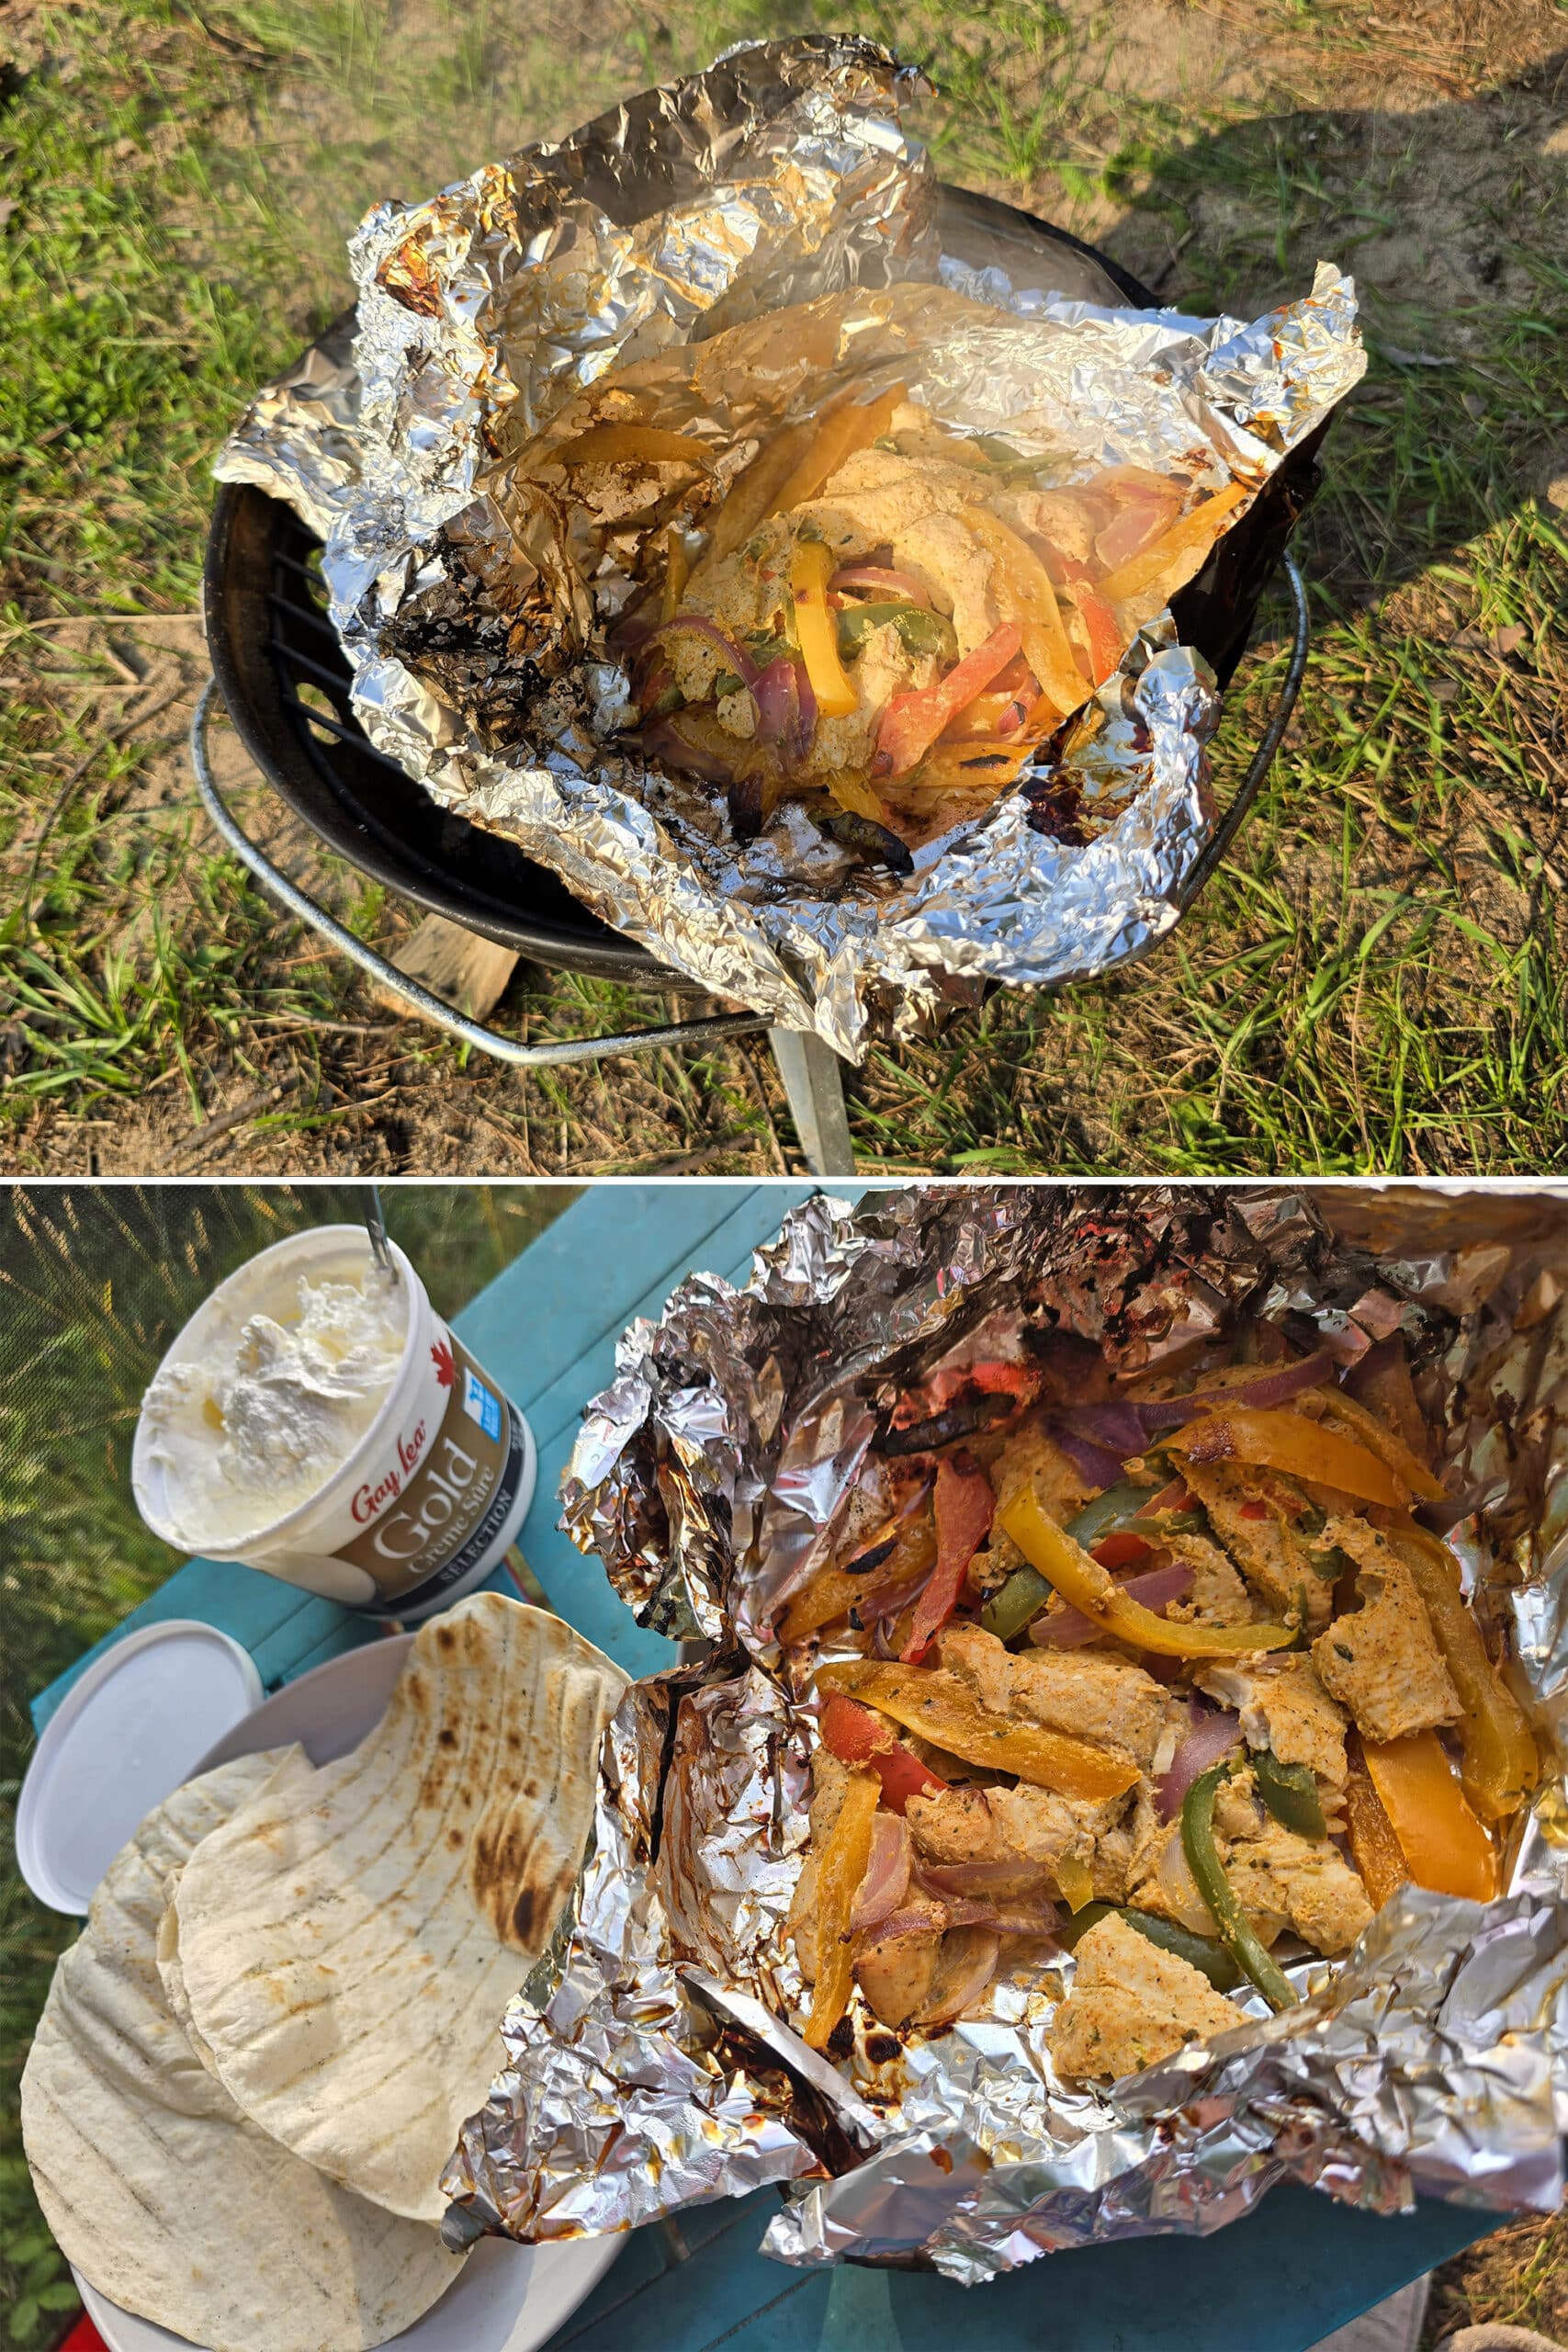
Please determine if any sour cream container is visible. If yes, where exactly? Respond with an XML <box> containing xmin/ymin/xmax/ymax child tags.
<box><xmin>131</xmin><ymin>1226</ymin><xmax>535</xmax><ymax>1618</ymax></box>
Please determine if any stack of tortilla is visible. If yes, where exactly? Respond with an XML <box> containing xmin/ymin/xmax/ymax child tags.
<box><xmin>22</xmin><ymin>1595</ymin><xmax>626</xmax><ymax>2352</ymax></box>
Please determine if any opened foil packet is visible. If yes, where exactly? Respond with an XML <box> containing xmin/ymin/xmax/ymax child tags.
<box><xmin>214</xmin><ymin>37</ymin><xmax>1364</xmax><ymax>1059</ymax></box>
<box><xmin>441</xmin><ymin>1184</ymin><xmax>1567</xmax><ymax>2282</ymax></box>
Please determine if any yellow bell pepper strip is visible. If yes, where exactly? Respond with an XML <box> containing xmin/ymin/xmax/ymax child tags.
<box><xmin>1097</xmin><ymin>480</ymin><xmax>1250</xmax><ymax>607</ymax></box>
<box><xmin>998</xmin><ymin>1487</ymin><xmax>1295</xmax><ymax>1659</ymax></box>
<box><xmin>1055</xmin><ymin>1853</ymin><xmax>1095</xmax><ymax>1914</ymax></box>
<box><xmin>1165</xmin><ymin>1405</ymin><xmax>1409</xmax><ymax>1508</ymax></box>
<box><xmin>827</xmin><ymin>770</ymin><xmax>898</xmax><ymax>828</ymax></box>
<box><xmin>963</xmin><ymin>507</ymin><xmax>1088</xmax><ymax>717</ymax></box>
<box><xmin>536</xmin><ymin>423</ymin><xmax>716</xmax><ymax>473</ymax></box>
<box><xmin>815</xmin><ymin>1658</ymin><xmax>1139</xmax><ymax>1802</ymax></box>
<box><xmin>1316</xmin><ymin>1387</ymin><xmax>1445</xmax><ymax>1505</ymax></box>
<box><xmin>1361</xmin><ymin>1730</ymin><xmax>1496</xmax><ymax>1901</ymax></box>
<box><xmin>1343</xmin><ymin>1747</ymin><xmax>1410</xmax><ymax>1910</ymax></box>
<box><xmin>872</xmin><ymin>621</ymin><xmax>1023</xmax><ymax>779</ymax></box>
<box><xmin>770</xmin><ymin>382</ymin><xmax>908</xmax><ymax>515</ymax></box>
<box><xmin>802</xmin><ymin>1767</ymin><xmax>882</xmax><ymax>2050</ymax></box>
<box><xmin>1182</xmin><ymin>1763</ymin><xmax>1299</xmax><ymax>2010</ymax></box>
<box><xmin>790</xmin><ymin>536</ymin><xmax>860</xmax><ymax>718</ymax></box>
<box><xmin>660</xmin><ymin>526</ymin><xmax>690</xmax><ymax>623</ymax></box>
<box><xmin>1385</xmin><ymin>1528</ymin><xmax>1538</xmax><ymax>1822</ymax></box>
<box><xmin>704</xmin><ymin>420</ymin><xmax>818</xmax><ymax>560</ymax></box>
<box><xmin>775</xmin><ymin>1517</ymin><xmax>938</xmax><ymax>1647</ymax></box>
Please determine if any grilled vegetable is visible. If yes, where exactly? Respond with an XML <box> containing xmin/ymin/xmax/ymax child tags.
<box><xmin>790</xmin><ymin>535</ymin><xmax>859</xmax><ymax>718</ymax></box>
<box><xmin>1097</xmin><ymin>481</ymin><xmax>1248</xmax><ymax>606</ymax></box>
<box><xmin>901</xmin><ymin>1453</ymin><xmax>996</xmax><ymax>1663</ymax></box>
<box><xmin>1166</xmin><ymin>1406</ymin><xmax>1410</xmax><ymax>1508</ymax></box>
<box><xmin>1254</xmin><ymin>1749</ymin><xmax>1328</xmax><ymax>1840</ymax></box>
<box><xmin>1343</xmin><ymin>1747</ymin><xmax>1411</xmax><ymax>1909</ymax></box>
<box><xmin>1389</xmin><ymin>1527</ymin><xmax>1539</xmax><ymax>1822</ymax></box>
<box><xmin>873</xmin><ymin>622</ymin><xmax>1023</xmax><ymax>779</ymax></box>
<box><xmin>539</xmin><ymin>423</ymin><xmax>716</xmax><ymax>473</ymax></box>
<box><xmin>816</xmin><ymin>1658</ymin><xmax>1140</xmax><ymax>1802</ymax></box>
<box><xmin>1361</xmin><ymin>1730</ymin><xmax>1496</xmax><ymax>1902</ymax></box>
<box><xmin>836</xmin><ymin>602</ymin><xmax>956</xmax><ymax>662</ymax></box>
<box><xmin>997</xmin><ymin>1488</ymin><xmax>1294</xmax><ymax>1659</ymax></box>
<box><xmin>818</xmin><ymin>1692</ymin><xmax>948</xmax><ymax>1815</ymax></box>
<box><xmin>769</xmin><ymin>382</ymin><xmax>908</xmax><ymax>515</ymax></box>
<box><xmin>1181</xmin><ymin>1763</ymin><xmax>1298</xmax><ymax>2011</ymax></box>
<box><xmin>802</xmin><ymin>1767</ymin><xmax>881</xmax><ymax>2049</ymax></box>
<box><xmin>962</xmin><ymin>507</ymin><xmax>1086</xmax><ymax>713</ymax></box>
<box><xmin>821</xmin><ymin>810</ymin><xmax>914</xmax><ymax>873</ymax></box>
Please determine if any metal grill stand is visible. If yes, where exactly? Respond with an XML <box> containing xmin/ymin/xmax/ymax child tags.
<box><xmin>192</xmin><ymin>559</ymin><xmax>1308</xmax><ymax>1180</ymax></box>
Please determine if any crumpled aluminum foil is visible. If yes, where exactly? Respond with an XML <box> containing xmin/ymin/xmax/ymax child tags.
<box><xmin>441</xmin><ymin>1184</ymin><xmax>1568</xmax><ymax>2283</ymax></box>
<box><xmin>214</xmin><ymin>37</ymin><xmax>1365</xmax><ymax>1060</ymax></box>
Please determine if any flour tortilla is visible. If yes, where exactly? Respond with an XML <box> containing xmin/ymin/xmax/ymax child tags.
<box><xmin>172</xmin><ymin>1594</ymin><xmax>628</xmax><ymax>2222</ymax></box>
<box><xmin>20</xmin><ymin>1750</ymin><xmax>464</xmax><ymax>2352</ymax></box>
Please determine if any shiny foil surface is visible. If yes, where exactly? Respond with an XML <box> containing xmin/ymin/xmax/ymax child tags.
<box><xmin>214</xmin><ymin>37</ymin><xmax>1364</xmax><ymax>1058</ymax></box>
<box><xmin>441</xmin><ymin>1185</ymin><xmax>1568</xmax><ymax>2281</ymax></box>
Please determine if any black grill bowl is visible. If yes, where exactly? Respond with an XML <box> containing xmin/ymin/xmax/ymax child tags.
<box><xmin>204</xmin><ymin>185</ymin><xmax>1319</xmax><ymax>967</ymax></box>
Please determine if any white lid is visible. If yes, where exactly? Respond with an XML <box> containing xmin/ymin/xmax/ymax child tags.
<box><xmin>17</xmin><ymin>1622</ymin><xmax>265</xmax><ymax>1916</ymax></box>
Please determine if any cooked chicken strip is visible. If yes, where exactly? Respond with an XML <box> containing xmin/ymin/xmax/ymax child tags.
<box><xmin>938</xmin><ymin>1621</ymin><xmax>1177</xmax><ymax>1771</ymax></box>
<box><xmin>1129</xmin><ymin>1768</ymin><xmax>1371</xmax><ymax>1955</ymax></box>
<box><xmin>1310</xmin><ymin>1526</ymin><xmax>1461</xmax><ymax>1744</ymax></box>
<box><xmin>906</xmin><ymin>1781</ymin><xmax>1135</xmax><ymax>1901</ymax></box>
<box><xmin>988</xmin><ymin>1420</ymin><xmax>1100</xmax><ymax>1529</ymax></box>
<box><xmin>1193</xmin><ymin>1654</ymin><xmax>1349</xmax><ymax>1786</ymax></box>
<box><xmin>1177</xmin><ymin>1458</ymin><xmax>1339</xmax><ymax>1631</ymax></box>
<box><xmin>853</xmin><ymin>1893</ymin><xmax>948</xmax><ymax>2029</ymax></box>
<box><xmin>1049</xmin><ymin>1913</ymin><xmax>1242</xmax><ymax>2082</ymax></box>
<box><xmin>1162</xmin><ymin>1529</ymin><xmax>1258</xmax><ymax>1626</ymax></box>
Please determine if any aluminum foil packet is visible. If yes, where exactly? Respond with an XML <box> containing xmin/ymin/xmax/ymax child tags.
<box><xmin>441</xmin><ymin>1185</ymin><xmax>1568</xmax><ymax>2282</ymax></box>
<box><xmin>214</xmin><ymin>38</ymin><xmax>1365</xmax><ymax>1060</ymax></box>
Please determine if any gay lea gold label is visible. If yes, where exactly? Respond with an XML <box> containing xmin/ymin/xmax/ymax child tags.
<box><xmin>335</xmin><ymin>1330</ymin><xmax>525</xmax><ymax>1612</ymax></box>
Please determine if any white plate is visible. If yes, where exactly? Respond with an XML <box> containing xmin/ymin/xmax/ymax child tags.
<box><xmin>76</xmin><ymin>1634</ymin><xmax>624</xmax><ymax>2352</ymax></box>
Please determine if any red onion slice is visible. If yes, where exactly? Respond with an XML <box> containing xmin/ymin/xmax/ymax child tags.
<box><xmin>649</xmin><ymin>613</ymin><xmax>760</xmax><ymax>687</ymax></box>
<box><xmin>850</xmin><ymin>1811</ymin><xmax>911</xmax><ymax>1932</ymax></box>
<box><xmin>638</xmin><ymin>718</ymin><xmax>735</xmax><ymax>786</ymax></box>
<box><xmin>1030</xmin><ymin>1560</ymin><xmax>1193</xmax><ymax>1648</ymax></box>
<box><xmin>1047</xmin><ymin>1422</ymin><xmax>1124</xmax><ymax>1490</ymax></box>
<box><xmin>829</xmin><ymin>565</ymin><xmax>932</xmax><ymax>606</ymax></box>
<box><xmin>943</xmin><ymin>1896</ymin><xmax>1060</xmax><ymax>1937</ymax></box>
<box><xmin>919</xmin><ymin>1858</ymin><xmax>1056</xmax><ymax>1900</ymax></box>
<box><xmin>1155</xmin><ymin>1705</ymin><xmax>1243</xmax><ymax>1821</ymax></box>
<box><xmin>753</xmin><ymin>656</ymin><xmax>798</xmax><ymax>745</ymax></box>
<box><xmin>1062</xmin><ymin>1402</ymin><xmax>1146</xmax><ymax>1459</ymax></box>
<box><xmin>1135</xmin><ymin>1350</ymin><xmax>1336</xmax><ymax>1431</ymax></box>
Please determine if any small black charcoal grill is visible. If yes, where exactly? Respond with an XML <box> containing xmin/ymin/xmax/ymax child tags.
<box><xmin>197</xmin><ymin>185</ymin><xmax>1313</xmax><ymax>1174</ymax></box>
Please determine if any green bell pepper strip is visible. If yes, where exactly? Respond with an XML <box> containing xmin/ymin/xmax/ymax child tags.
<box><xmin>1055</xmin><ymin>1901</ymin><xmax>1242</xmax><ymax>1993</ymax></box>
<box><xmin>1181</xmin><ymin>1763</ymin><xmax>1298</xmax><ymax>2011</ymax></box>
<box><xmin>979</xmin><ymin>1477</ymin><xmax>1201</xmax><ymax>1645</ymax></box>
<box><xmin>1254</xmin><ymin>1748</ymin><xmax>1327</xmax><ymax>1839</ymax></box>
<box><xmin>835</xmin><ymin>601</ymin><xmax>957</xmax><ymax>662</ymax></box>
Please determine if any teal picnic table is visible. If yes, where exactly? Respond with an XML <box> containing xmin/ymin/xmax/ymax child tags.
<box><xmin>32</xmin><ymin>1184</ymin><xmax>1504</xmax><ymax>2352</ymax></box>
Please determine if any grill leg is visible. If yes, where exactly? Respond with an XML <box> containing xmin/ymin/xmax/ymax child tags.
<box><xmin>769</xmin><ymin>1027</ymin><xmax>855</xmax><ymax>1177</ymax></box>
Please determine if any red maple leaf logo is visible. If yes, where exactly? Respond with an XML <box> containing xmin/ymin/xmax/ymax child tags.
<box><xmin>431</xmin><ymin>1338</ymin><xmax>456</xmax><ymax>1388</ymax></box>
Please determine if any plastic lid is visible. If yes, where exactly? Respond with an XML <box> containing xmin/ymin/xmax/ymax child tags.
<box><xmin>17</xmin><ymin>1622</ymin><xmax>265</xmax><ymax>1916</ymax></box>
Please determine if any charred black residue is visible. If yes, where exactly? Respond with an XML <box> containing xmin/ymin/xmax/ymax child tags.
<box><xmin>878</xmin><ymin>1390</ymin><xmax>1011</xmax><ymax>1455</ymax></box>
<box><xmin>864</xmin><ymin>2030</ymin><xmax>902</xmax><ymax>2066</ymax></box>
<box><xmin>822</xmin><ymin>810</ymin><xmax>915</xmax><ymax>875</ymax></box>
<box><xmin>827</xmin><ymin>2015</ymin><xmax>857</xmax><ymax>2059</ymax></box>
<box><xmin>378</xmin><ymin>544</ymin><xmax>548</xmax><ymax>753</ymax></box>
<box><xmin>1021</xmin><ymin>766</ymin><xmax>1089</xmax><ymax>845</ymax></box>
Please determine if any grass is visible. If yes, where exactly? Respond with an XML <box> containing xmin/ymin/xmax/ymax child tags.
<box><xmin>2</xmin><ymin>0</ymin><xmax>1565</xmax><ymax>1173</ymax></box>
<box><xmin>0</xmin><ymin>1182</ymin><xmax>574</xmax><ymax>2343</ymax></box>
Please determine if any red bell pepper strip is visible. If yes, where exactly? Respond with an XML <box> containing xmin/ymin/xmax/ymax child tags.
<box><xmin>1067</xmin><ymin>578</ymin><xmax>1122</xmax><ymax>685</ymax></box>
<box><xmin>872</xmin><ymin>622</ymin><xmax>1022</xmax><ymax>778</ymax></box>
<box><xmin>901</xmin><ymin>1452</ymin><xmax>996</xmax><ymax>1663</ymax></box>
<box><xmin>818</xmin><ymin>1691</ymin><xmax>949</xmax><ymax>1813</ymax></box>
<box><xmin>1090</xmin><ymin>1531</ymin><xmax>1153</xmax><ymax>1570</ymax></box>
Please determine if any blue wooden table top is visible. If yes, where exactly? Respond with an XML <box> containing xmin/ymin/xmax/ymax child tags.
<box><xmin>31</xmin><ymin>1182</ymin><xmax>1500</xmax><ymax>2351</ymax></box>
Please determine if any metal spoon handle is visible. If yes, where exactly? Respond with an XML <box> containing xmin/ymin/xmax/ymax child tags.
<box><xmin>365</xmin><ymin>1185</ymin><xmax>398</xmax><ymax>1283</ymax></box>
